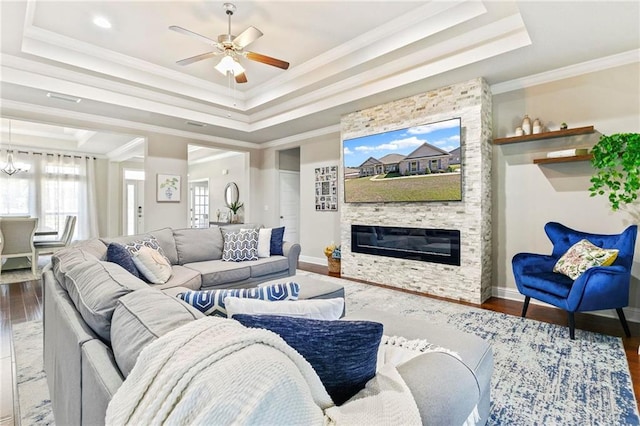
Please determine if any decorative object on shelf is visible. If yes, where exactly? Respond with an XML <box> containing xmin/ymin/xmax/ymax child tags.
<box><xmin>521</xmin><ymin>115</ymin><xmax>531</xmax><ymax>135</ymax></box>
<box><xmin>324</xmin><ymin>243</ymin><xmax>341</xmax><ymax>274</ymax></box>
<box><xmin>546</xmin><ymin>148</ymin><xmax>589</xmax><ymax>159</ymax></box>
<box><xmin>532</xmin><ymin>118</ymin><xmax>542</xmax><ymax>134</ymax></box>
<box><xmin>515</xmin><ymin>127</ymin><xmax>524</xmax><ymax>136</ymax></box>
<box><xmin>589</xmin><ymin>133</ymin><xmax>640</xmax><ymax>211</ymax></box>
<box><xmin>315</xmin><ymin>165</ymin><xmax>338</xmax><ymax>211</ymax></box>
<box><xmin>157</xmin><ymin>174</ymin><xmax>181</xmax><ymax>202</ymax></box>
<box><xmin>560</xmin><ymin>122</ymin><xmax>568</xmax><ymax>130</ymax></box>
<box><xmin>1</xmin><ymin>120</ymin><xmax>23</xmax><ymax>176</ymax></box>
<box><xmin>227</xmin><ymin>200</ymin><xmax>244</xmax><ymax>223</ymax></box>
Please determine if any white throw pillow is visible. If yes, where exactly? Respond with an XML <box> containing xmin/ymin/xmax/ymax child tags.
<box><xmin>132</xmin><ymin>246</ymin><xmax>172</xmax><ymax>284</ymax></box>
<box><xmin>225</xmin><ymin>297</ymin><xmax>344</xmax><ymax>320</ymax></box>
<box><xmin>257</xmin><ymin>228</ymin><xmax>272</xmax><ymax>258</ymax></box>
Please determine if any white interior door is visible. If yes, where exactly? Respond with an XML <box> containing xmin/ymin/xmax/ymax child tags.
<box><xmin>124</xmin><ymin>179</ymin><xmax>144</xmax><ymax>235</ymax></box>
<box><xmin>279</xmin><ymin>170</ymin><xmax>300</xmax><ymax>243</ymax></box>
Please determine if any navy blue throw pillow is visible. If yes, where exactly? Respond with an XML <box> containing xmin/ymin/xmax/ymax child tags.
<box><xmin>270</xmin><ymin>226</ymin><xmax>285</xmax><ymax>255</ymax></box>
<box><xmin>106</xmin><ymin>243</ymin><xmax>140</xmax><ymax>278</ymax></box>
<box><xmin>233</xmin><ymin>314</ymin><xmax>382</xmax><ymax>405</ymax></box>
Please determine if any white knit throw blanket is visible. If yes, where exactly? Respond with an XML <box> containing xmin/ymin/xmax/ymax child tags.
<box><xmin>105</xmin><ymin>316</ymin><xmax>421</xmax><ymax>425</ymax></box>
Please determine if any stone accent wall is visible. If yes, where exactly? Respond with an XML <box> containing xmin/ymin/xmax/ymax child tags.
<box><xmin>340</xmin><ymin>78</ymin><xmax>492</xmax><ymax>304</ymax></box>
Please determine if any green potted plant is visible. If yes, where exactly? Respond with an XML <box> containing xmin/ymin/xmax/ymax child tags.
<box><xmin>589</xmin><ymin>133</ymin><xmax>640</xmax><ymax>210</ymax></box>
<box><xmin>227</xmin><ymin>200</ymin><xmax>244</xmax><ymax>223</ymax></box>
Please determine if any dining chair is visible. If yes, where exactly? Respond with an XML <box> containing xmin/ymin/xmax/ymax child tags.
<box><xmin>0</xmin><ymin>217</ymin><xmax>39</xmax><ymax>275</ymax></box>
<box><xmin>34</xmin><ymin>215</ymin><xmax>77</xmax><ymax>259</ymax></box>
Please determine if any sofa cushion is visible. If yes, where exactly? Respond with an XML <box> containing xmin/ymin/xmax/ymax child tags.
<box><xmin>221</xmin><ymin>229</ymin><xmax>258</xmax><ymax>262</ymax></box>
<box><xmin>101</xmin><ymin>228</ymin><xmax>178</xmax><ymax>265</ymax></box>
<box><xmin>111</xmin><ymin>288</ymin><xmax>204</xmax><ymax>377</ymax></box>
<box><xmin>246</xmin><ymin>256</ymin><xmax>289</xmax><ymax>277</ymax></box>
<box><xmin>106</xmin><ymin>243</ymin><xmax>140</xmax><ymax>278</ymax></box>
<box><xmin>270</xmin><ymin>227</ymin><xmax>285</xmax><ymax>255</ymax></box>
<box><xmin>233</xmin><ymin>314</ymin><xmax>382</xmax><ymax>406</ymax></box>
<box><xmin>132</xmin><ymin>246</ymin><xmax>173</xmax><ymax>284</ymax></box>
<box><xmin>226</xmin><ymin>297</ymin><xmax>344</xmax><ymax>320</ymax></box>
<box><xmin>173</xmin><ymin>227</ymin><xmax>224</xmax><ymax>264</ymax></box>
<box><xmin>257</xmin><ymin>228</ymin><xmax>272</xmax><ymax>258</ymax></box>
<box><xmin>177</xmin><ymin>282</ymin><xmax>300</xmax><ymax>317</ymax></box>
<box><xmin>52</xmin><ymin>243</ymin><xmax>104</xmax><ymax>287</ymax></box>
<box><xmin>64</xmin><ymin>260</ymin><xmax>148</xmax><ymax>342</ymax></box>
<box><xmin>185</xmin><ymin>260</ymin><xmax>251</xmax><ymax>288</ymax></box>
<box><xmin>150</xmin><ymin>265</ymin><xmax>201</xmax><ymax>291</ymax></box>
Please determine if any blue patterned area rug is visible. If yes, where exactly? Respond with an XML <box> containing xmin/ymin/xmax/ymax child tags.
<box><xmin>298</xmin><ymin>271</ymin><xmax>640</xmax><ymax>425</ymax></box>
<box><xmin>12</xmin><ymin>273</ymin><xmax>640</xmax><ymax>425</ymax></box>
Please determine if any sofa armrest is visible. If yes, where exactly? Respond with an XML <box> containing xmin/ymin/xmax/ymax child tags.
<box><xmin>282</xmin><ymin>241</ymin><xmax>301</xmax><ymax>275</ymax></box>
<box><xmin>398</xmin><ymin>352</ymin><xmax>481</xmax><ymax>425</ymax></box>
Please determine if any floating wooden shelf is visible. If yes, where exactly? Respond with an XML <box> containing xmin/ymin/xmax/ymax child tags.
<box><xmin>493</xmin><ymin>126</ymin><xmax>595</xmax><ymax>145</ymax></box>
<box><xmin>533</xmin><ymin>154</ymin><xmax>593</xmax><ymax>164</ymax></box>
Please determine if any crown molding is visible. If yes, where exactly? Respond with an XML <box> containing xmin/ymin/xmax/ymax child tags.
<box><xmin>244</xmin><ymin>0</ymin><xmax>487</xmax><ymax>109</ymax></box>
<box><xmin>491</xmin><ymin>49</ymin><xmax>640</xmax><ymax>95</ymax></box>
<box><xmin>106</xmin><ymin>137</ymin><xmax>145</xmax><ymax>162</ymax></box>
<box><xmin>261</xmin><ymin>124</ymin><xmax>341</xmax><ymax>149</ymax></box>
<box><xmin>0</xmin><ymin>99</ymin><xmax>260</xmax><ymax>150</ymax></box>
<box><xmin>248</xmin><ymin>14</ymin><xmax>531</xmax><ymax>132</ymax></box>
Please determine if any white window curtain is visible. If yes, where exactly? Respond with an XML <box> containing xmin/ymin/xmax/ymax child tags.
<box><xmin>0</xmin><ymin>149</ymin><xmax>99</xmax><ymax>240</ymax></box>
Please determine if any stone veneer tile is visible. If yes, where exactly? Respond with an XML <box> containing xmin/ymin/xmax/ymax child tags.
<box><xmin>340</xmin><ymin>78</ymin><xmax>492</xmax><ymax>304</ymax></box>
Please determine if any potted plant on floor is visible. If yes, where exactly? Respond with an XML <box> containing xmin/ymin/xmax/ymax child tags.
<box><xmin>589</xmin><ymin>133</ymin><xmax>640</xmax><ymax>211</ymax></box>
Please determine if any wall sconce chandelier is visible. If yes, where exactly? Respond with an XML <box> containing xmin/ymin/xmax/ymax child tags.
<box><xmin>2</xmin><ymin>120</ymin><xmax>23</xmax><ymax>176</ymax></box>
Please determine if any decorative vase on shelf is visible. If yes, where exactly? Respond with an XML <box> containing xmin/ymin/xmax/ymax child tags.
<box><xmin>522</xmin><ymin>115</ymin><xmax>532</xmax><ymax>135</ymax></box>
<box><xmin>515</xmin><ymin>127</ymin><xmax>524</xmax><ymax>136</ymax></box>
<box><xmin>532</xmin><ymin>118</ymin><xmax>542</xmax><ymax>134</ymax></box>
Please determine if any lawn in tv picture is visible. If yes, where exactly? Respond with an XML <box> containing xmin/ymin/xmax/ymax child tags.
<box><xmin>343</xmin><ymin>117</ymin><xmax>462</xmax><ymax>203</ymax></box>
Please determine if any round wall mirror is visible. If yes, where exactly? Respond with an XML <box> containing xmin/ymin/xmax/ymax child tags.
<box><xmin>224</xmin><ymin>182</ymin><xmax>239</xmax><ymax>207</ymax></box>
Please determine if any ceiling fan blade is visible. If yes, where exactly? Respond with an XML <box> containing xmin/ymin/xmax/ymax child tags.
<box><xmin>176</xmin><ymin>52</ymin><xmax>218</xmax><ymax>66</ymax></box>
<box><xmin>245</xmin><ymin>52</ymin><xmax>290</xmax><ymax>70</ymax></box>
<box><xmin>169</xmin><ymin>25</ymin><xmax>217</xmax><ymax>46</ymax></box>
<box><xmin>235</xmin><ymin>73</ymin><xmax>248</xmax><ymax>84</ymax></box>
<box><xmin>233</xmin><ymin>26</ymin><xmax>263</xmax><ymax>49</ymax></box>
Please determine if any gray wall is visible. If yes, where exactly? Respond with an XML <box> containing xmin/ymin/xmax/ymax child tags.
<box><xmin>492</xmin><ymin>62</ymin><xmax>640</xmax><ymax>320</ymax></box>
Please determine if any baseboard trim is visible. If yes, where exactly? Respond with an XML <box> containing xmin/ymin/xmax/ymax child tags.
<box><xmin>492</xmin><ymin>286</ymin><xmax>640</xmax><ymax>324</ymax></box>
<box><xmin>299</xmin><ymin>255</ymin><xmax>326</xmax><ymax>266</ymax></box>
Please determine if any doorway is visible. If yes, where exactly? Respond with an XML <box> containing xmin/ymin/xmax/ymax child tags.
<box><xmin>279</xmin><ymin>170</ymin><xmax>300</xmax><ymax>243</ymax></box>
<box><xmin>189</xmin><ymin>179</ymin><xmax>210</xmax><ymax>228</ymax></box>
<box><xmin>123</xmin><ymin>169</ymin><xmax>145</xmax><ymax>235</ymax></box>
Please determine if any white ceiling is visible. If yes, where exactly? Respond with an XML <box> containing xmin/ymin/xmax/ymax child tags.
<box><xmin>0</xmin><ymin>1</ymin><xmax>638</xmax><ymax>159</ymax></box>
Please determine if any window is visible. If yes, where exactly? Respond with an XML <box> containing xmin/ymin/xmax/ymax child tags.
<box><xmin>0</xmin><ymin>150</ymin><xmax>97</xmax><ymax>239</ymax></box>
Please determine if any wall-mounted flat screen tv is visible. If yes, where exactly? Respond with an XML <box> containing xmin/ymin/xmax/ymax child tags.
<box><xmin>343</xmin><ymin>117</ymin><xmax>462</xmax><ymax>203</ymax></box>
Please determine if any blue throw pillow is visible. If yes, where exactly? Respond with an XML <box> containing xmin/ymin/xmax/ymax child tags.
<box><xmin>270</xmin><ymin>226</ymin><xmax>285</xmax><ymax>255</ymax></box>
<box><xmin>233</xmin><ymin>314</ymin><xmax>382</xmax><ymax>406</ymax></box>
<box><xmin>177</xmin><ymin>282</ymin><xmax>300</xmax><ymax>317</ymax></box>
<box><xmin>106</xmin><ymin>243</ymin><xmax>140</xmax><ymax>278</ymax></box>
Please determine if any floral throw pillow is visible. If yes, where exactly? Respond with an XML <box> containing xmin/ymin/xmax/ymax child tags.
<box><xmin>553</xmin><ymin>239</ymin><xmax>619</xmax><ymax>280</ymax></box>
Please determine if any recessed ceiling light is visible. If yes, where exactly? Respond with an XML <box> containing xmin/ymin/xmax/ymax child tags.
<box><xmin>93</xmin><ymin>16</ymin><xmax>112</xmax><ymax>29</ymax></box>
<box><xmin>46</xmin><ymin>92</ymin><xmax>82</xmax><ymax>103</ymax></box>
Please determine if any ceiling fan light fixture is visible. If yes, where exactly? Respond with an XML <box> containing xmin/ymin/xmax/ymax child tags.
<box><xmin>215</xmin><ymin>55</ymin><xmax>245</xmax><ymax>76</ymax></box>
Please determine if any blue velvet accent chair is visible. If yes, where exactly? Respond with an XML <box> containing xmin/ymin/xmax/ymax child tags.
<box><xmin>512</xmin><ymin>222</ymin><xmax>637</xmax><ymax>339</ymax></box>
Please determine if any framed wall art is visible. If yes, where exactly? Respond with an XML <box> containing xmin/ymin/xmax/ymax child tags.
<box><xmin>157</xmin><ymin>174</ymin><xmax>181</xmax><ymax>202</ymax></box>
<box><xmin>315</xmin><ymin>165</ymin><xmax>338</xmax><ymax>211</ymax></box>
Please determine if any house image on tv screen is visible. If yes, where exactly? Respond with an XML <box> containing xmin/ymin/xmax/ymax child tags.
<box><xmin>342</xmin><ymin>117</ymin><xmax>462</xmax><ymax>203</ymax></box>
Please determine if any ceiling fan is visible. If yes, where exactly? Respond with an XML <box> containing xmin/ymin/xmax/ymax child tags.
<box><xmin>170</xmin><ymin>2</ymin><xmax>289</xmax><ymax>84</ymax></box>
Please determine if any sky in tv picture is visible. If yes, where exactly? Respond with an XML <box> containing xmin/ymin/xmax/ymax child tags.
<box><xmin>343</xmin><ymin>118</ymin><xmax>460</xmax><ymax>167</ymax></box>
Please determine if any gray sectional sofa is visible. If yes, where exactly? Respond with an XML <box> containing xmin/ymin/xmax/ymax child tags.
<box><xmin>42</xmin><ymin>225</ymin><xmax>493</xmax><ymax>425</ymax></box>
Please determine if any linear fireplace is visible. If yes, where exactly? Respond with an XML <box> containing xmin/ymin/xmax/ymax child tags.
<box><xmin>351</xmin><ymin>225</ymin><xmax>460</xmax><ymax>266</ymax></box>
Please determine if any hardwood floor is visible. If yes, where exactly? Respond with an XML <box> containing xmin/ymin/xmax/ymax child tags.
<box><xmin>1</xmin><ymin>264</ymin><xmax>638</xmax><ymax>424</ymax></box>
